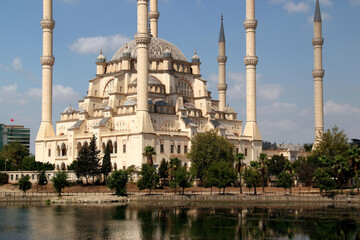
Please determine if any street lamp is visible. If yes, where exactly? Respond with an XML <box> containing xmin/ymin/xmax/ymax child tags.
<box><xmin>5</xmin><ymin>159</ymin><xmax>7</xmax><ymax>172</ymax></box>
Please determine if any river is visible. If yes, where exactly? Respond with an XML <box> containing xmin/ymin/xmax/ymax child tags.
<box><xmin>0</xmin><ymin>202</ymin><xmax>359</xmax><ymax>239</ymax></box>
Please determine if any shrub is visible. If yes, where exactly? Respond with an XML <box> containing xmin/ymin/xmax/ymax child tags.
<box><xmin>0</xmin><ymin>173</ymin><xmax>9</xmax><ymax>185</ymax></box>
<box><xmin>108</xmin><ymin>170</ymin><xmax>128</xmax><ymax>196</ymax></box>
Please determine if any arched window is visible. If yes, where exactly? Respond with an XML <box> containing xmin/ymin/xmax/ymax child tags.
<box><xmin>56</xmin><ymin>164</ymin><xmax>60</xmax><ymax>170</ymax></box>
<box><xmin>108</xmin><ymin>140</ymin><xmax>113</xmax><ymax>154</ymax></box>
<box><xmin>77</xmin><ymin>142</ymin><xmax>82</xmax><ymax>153</ymax></box>
<box><xmin>114</xmin><ymin>141</ymin><xmax>117</xmax><ymax>154</ymax></box>
<box><xmin>57</xmin><ymin>146</ymin><xmax>60</xmax><ymax>157</ymax></box>
<box><xmin>61</xmin><ymin>143</ymin><xmax>67</xmax><ymax>156</ymax></box>
<box><xmin>83</xmin><ymin>142</ymin><xmax>88</xmax><ymax>148</ymax></box>
<box><xmin>102</xmin><ymin>142</ymin><xmax>106</xmax><ymax>154</ymax></box>
<box><xmin>114</xmin><ymin>163</ymin><xmax>117</xmax><ymax>170</ymax></box>
<box><xmin>110</xmin><ymin>161</ymin><xmax>113</xmax><ymax>171</ymax></box>
<box><xmin>61</xmin><ymin>163</ymin><xmax>66</xmax><ymax>170</ymax></box>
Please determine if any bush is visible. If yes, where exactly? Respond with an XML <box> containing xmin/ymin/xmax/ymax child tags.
<box><xmin>18</xmin><ymin>175</ymin><xmax>32</xmax><ymax>196</ymax></box>
<box><xmin>0</xmin><ymin>173</ymin><xmax>9</xmax><ymax>185</ymax></box>
<box><xmin>108</xmin><ymin>170</ymin><xmax>128</xmax><ymax>196</ymax></box>
<box><xmin>52</xmin><ymin>171</ymin><xmax>70</xmax><ymax>197</ymax></box>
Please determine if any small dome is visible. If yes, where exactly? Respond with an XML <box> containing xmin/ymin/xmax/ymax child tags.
<box><xmin>63</xmin><ymin>105</ymin><xmax>76</xmax><ymax>114</ymax></box>
<box><xmin>191</xmin><ymin>50</ymin><xmax>200</xmax><ymax>63</ymax></box>
<box><xmin>224</xmin><ymin>106</ymin><xmax>235</xmax><ymax>113</ymax></box>
<box><xmin>153</xmin><ymin>99</ymin><xmax>169</xmax><ymax>106</ymax></box>
<box><xmin>130</xmin><ymin>75</ymin><xmax>164</xmax><ymax>86</ymax></box>
<box><xmin>123</xmin><ymin>99</ymin><xmax>153</xmax><ymax>106</ymax></box>
<box><xmin>121</xmin><ymin>44</ymin><xmax>131</xmax><ymax>58</ymax></box>
<box><xmin>97</xmin><ymin>49</ymin><xmax>106</xmax><ymax>63</ymax></box>
<box><xmin>163</xmin><ymin>47</ymin><xmax>172</xmax><ymax>58</ymax></box>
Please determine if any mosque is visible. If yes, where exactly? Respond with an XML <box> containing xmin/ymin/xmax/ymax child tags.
<box><xmin>35</xmin><ymin>0</ymin><xmax>324</xmax><ymax>170</ymax></box>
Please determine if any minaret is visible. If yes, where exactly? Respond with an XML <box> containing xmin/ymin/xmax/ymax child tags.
<box><xmin>134</xmin><ymin>0</ymin><xmax>154</xmax><ymax>133</ymax></box>
<box><xmin>243</xmin><ymin>0</ymin><xmax>261</xmax><ymax>140</ymax></box>
<box><xmin>217</xmin><ymin>14</ymin><xmax>227</xmax><ymax>112</ymax></box>
<box><xmin>37</xmin><ymin>0</ymin><xmax>55</xmax><ymax>140</ymax></box>
<box><xmin>313</xmin><ymin>0</ymin><xmax>325</xmax><ymax>146</ymax></box>
<box><xmin>149</xmin><ymin>0</ymin><xmax>159</xmax><ymax>38</ymax></box>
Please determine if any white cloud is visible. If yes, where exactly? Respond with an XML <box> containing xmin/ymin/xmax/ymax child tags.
<box><xmin>259</xmin><ymin>102</ymin><xmax>297</xmax><ymax>115</ymax></box>
<box><xmin>349</xmin><ymin>0</ymin><xmax>360</xmax><ymax>5</ymax></box>
<box><xmin>258</xmin><ymin>84</ymin><xmax>284</xmax><ymax>101</ymax></box>
<box><xmin>324</xmin><ymin>100</ymin><xmax>360</xmax><ymax>116</ymax></box>
<box><xmin>69</xmin><ymin>34</ymin><xmax>131</xmax><ymax>54</ymax></box>
<box><xmin>284</xmin><ymin>1</ymin><xmax>310</xmax><ymax>13</ymax></box>
<box><xmin>227</xmin><ymin>72</ymin><xmax>246</xmax><ymax>100</ymax></box>
<box><xmin>10</xmin><ymin>58</ymin><xmax>23</xmax><ymax>71</ymax></box>
<box><xmin>0</xmin><ymin>85</ymin><xmax>27</xmax><ymax>105</ymax></box>
<box><xmin>53</xmin><ymin>85</ymin><xmax>80</xmax><ymax>103</ymax></box>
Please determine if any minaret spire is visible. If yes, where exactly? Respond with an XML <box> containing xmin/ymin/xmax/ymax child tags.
<box><xmin>313</xmin><ymin>0</ymin><xmax>325</xmax><ymax>147</ymax></box>
<box><xmin>149</xmin><ymin>0</ymin><xmax>159</xmax><ymax>38</ymax></box>
<box><xmin>134</xmin><ymin>0</ymin><xmax>154</xmax><ymax>133</ymax></box>
<box><xmin>37</xmin><ymin>0</ymin><xmax>55</xmax><ymax>140</ymax></box>
<box><xmin>243</xmin><ymin>0</ymin><xmax>261</xmax><ymax>141</ymax></box>
<box><xmin>217</xmin><ymin>13</ymin><xmax>227</xmax><ymax>112</ymax></box>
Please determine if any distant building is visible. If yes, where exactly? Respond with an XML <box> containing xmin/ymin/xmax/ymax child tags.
<box><xmin>262</xmin><ymin>141</ymin><xmax>309</xmax><ymax>162</ymax></box>
<box><xmin>0</xmin><ymin>124</ymin><xmax>30</xmax><ymax>151</ymax></box>
<box><xmin>351</xmin><ymin>139</ymin><xmax>360</xmax><ymax>148</ymax></box>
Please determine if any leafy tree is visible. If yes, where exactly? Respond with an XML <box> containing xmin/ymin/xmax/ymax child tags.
<box><xmin>102</xmin><ymin>142</ymin><xmax>112</xmax><ymax>185</ymax></box>
<box><xmin>169</xmin><ymin>158</ymin><xmax>181</xmax><ymax>181</ymax></box>
<box><xmin>144</xmin><ymin>146</ymin><xmax>156</xmax><ymax>166</ymax></box>
<box><xmin>258</xmin><ymin>153</ymin><xmax>268</xmax><ymax>193</ymax></box>
<box><xmin>37</xmin><ymin>170</ymin><xmax>48</xmax><ymax>186</ymax></box>
<box><xmin>75</xmin><ymin>144</ymin><xmax>91</xmax><ymax>184</ymax></box>
<box><xmin>267</xmin><ymin>155</ymin><xmax>288</xmax><ymax>177</ymax></box>
<box><xmin>170</xmin><ymin>166</ymin><xmax>193</xmax><ymax>195</ymax></box>
<box><xmin>0</xmin><ymin>173</ymin><xmax>8</xmax><ymax>185</ymax></box>
<box><xmin>18</xmin><ymin>175</ymin><xmax>32</xmax><ymax>196</ymax></box>
<box><xmin>353</xmin><ymin>170</ymin><xmax>360</xmax><ymax>195</ymax></box>
<box><xmin>313</xmin><ymin>168</ymin><xmax>335</xmax><ymax>195</ymax></box>
<box><xmin>293</xmin><ymin>156</ymin><xmax>317</xmax><ymax>187</ymax></box>
<box><xmin>0</xmin><ymin>142</ymin><xmax>29</xmax><ymax>170</ymax></box>
<box><xmin>137</xmin><ymin>164</ymin><xmax>159</xmax><ymax>194</ymax></box>
<box><xmin>303</xmin><ymin>143</ymin><xmax>313</xmax><ymax>152</ymax></box>
<box><xmin>348</xmin><ymin>147</ymin><xmax>360</xmax><ymax>194</ymax></box>
<box><xmin>331</xmin><ymin>155</ymin><xmax>350</xmax><ymax>195</ymax></box>
<box><xmin>158</xmin><ymin>158</ymin><xmax>169</xmax><ymax>186</ymax></box>
<box><xmin>88</xmin><ymin>135</ymin><xmax>101</xmax><ymax>185</ymax></box>
<box><xmin>204</xmin><ymin>161</ymin><xmax>236</xmax><ymax>195</ymax></box>
<box><xmin>243</xmin><ymin>166</ymin><xmax>261</xmax><ymax>195</ymax></box>
<box><xmin>108</xmin><ymin>170</ymin><xmax>128</xmax><ymax>196</ymax></box>
<box><xmin>52</xmin><ymin>171</ymin><xmax>70</xmax><ymax>197</ymax></box>
<box><xmin>235</xmin><ymin>153</ymin><xmax>245</xmax><ymax>194</ymax></box>
<box><xmin>188</xmin><ymin>130</ymin><xmax>235</xmax><ymax>181</ymax></box>
<box><xmin>277</xmin><ymin>171</ymin><xmax>294</xmax><ymax>195</ymax></box>
<box><xmin>313</xmin><ymin>126</ymin><xmax>349</xmax><ymax>160</ymax></box>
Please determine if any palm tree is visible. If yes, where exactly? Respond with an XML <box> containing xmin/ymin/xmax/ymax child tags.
<box><xmin>144</xmin><ymin>146</ymin><xmax>156</xmax><ymax>166</ymax></box>
<box><xmin>332</xmin><ymin>155</ymin><xmax>350</xmax><ymax>195</ymax></box>
<box><xmin>258</xmin><ymin>153</ymin><xmax>268</xmax><ymax>194</ymax></box>
<box><xmin>235</xmin><ymin>153</ymin><xmax>245</xmax><ymax>194</ymax></box>
<box><xmin>283</xmin><ymin>161</ymin><xmax>295</xmax><ymax>194</ymax></box>
<box><xmin>348</xmin><ymin>147</ymin><xmax>360</xmax><ymax>194</ymax></box>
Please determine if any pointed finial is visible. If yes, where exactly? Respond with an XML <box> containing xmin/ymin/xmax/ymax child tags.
<box><xmin>100</xmin><ymin>49</ymin><xmax>103</xmax><ymax>54</ymax></box>
<box><xmin>314</xmin><ymin>0</ymin><xmax>322</xmax><ymax>22</ymax></box>
<box><xmin>219</xmin><ymin>13</ymin><xmax>225</xmax><ymax>42</ymax></box>
<box><xmin>194</xmin><ymin>49</ymin><xmax>197</xmax><ymax>55</ymax></box>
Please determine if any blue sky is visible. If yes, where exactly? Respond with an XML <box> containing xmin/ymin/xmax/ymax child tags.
<box><xmin>0</xmin><ymin>0</ymin><xmax>359</xmax><ymax>154</ymax></box>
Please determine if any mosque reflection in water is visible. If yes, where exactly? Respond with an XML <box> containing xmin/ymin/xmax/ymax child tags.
<box><xmin>0</xmin><ymin>204</ymin><xmax>360</xmax><ymax>239</ymax></box>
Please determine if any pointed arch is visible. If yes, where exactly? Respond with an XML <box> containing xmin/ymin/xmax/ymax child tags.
<box><xmin>61</xmin><ymin>143</ymin><xmax>67</xmax><ymax>156</ymax></box>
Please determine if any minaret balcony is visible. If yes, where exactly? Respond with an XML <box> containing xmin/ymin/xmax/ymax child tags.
<box><xmin>244</xmin><ymin>56</ymin><xmax>258</xmax><ymax>66</ymax></box>
<box><xmin>40</xmin><ymin>56</ymin><xmax>55</xmax><ymax>66</ymax></box>
<box><xmin>41</xmin><ymin>19</ymin><xmax>55</xmax><ymax>30</ymax></box>
<box><xmin>244</xmin><ymin>19</ymin><xmax>258</xmax><ymax>29</ymax></box>
<box><xmin>217</xmin><ymin>56</ymin><xmax>227</xmax><ymax>63</ymax></box>
<box><xmin>312</xmin><ymin>38</ymin><xmax>324</xmax><ymax>46</ymax></box>
<box><xmin>312</xmin><ymin>69</ymin><xmax>325</xmax><ymax>78</ymax></box>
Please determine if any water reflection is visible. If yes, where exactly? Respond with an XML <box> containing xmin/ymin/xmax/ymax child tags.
<box><xmin>0</xmin><ymin>203</ymin><xmax>359</xmax><ymax>239</ymax></box>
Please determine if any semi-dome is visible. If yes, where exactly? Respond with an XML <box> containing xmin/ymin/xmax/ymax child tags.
<box><xmin>112</xmin><ymin>38</ymin><xmax>187</xmax><ymax>62</ymax></box>
<box><xmin>62</xmin><ymin>105</ymin><xmax>76</xmax><ymax>114</ymax></box>
<box><xmin>129</xmin><ymin>75</ymin><xmax>164</xmax><ymax>86</ymax></box>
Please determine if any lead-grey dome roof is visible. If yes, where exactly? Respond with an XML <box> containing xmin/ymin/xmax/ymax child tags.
<box><xmin>111</xmin><ymin>38</ymin><xmax>187</xmax><ymax>62</ymax></box>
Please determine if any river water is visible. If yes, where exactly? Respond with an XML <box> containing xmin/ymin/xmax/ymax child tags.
<box><xmin>0</xmin><ymin>202</ymin><xmax>359</xmax><ymax>239</ymax></box>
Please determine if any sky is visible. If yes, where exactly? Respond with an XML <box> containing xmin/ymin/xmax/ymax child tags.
<box><xmin>0</xmin><ymin>0</ymin><xmax>359</xmax><ymax>154</ymax></box>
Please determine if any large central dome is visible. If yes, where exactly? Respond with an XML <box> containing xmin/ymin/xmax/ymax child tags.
<box><xmin>111</xmin><ymin>38</ymin><xmax>187</xmax><ymax>62</ymax></box>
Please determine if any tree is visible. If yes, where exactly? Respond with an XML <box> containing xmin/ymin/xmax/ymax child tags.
<box><xmin>267</xmin><ymin>155</ymin><xmax>288</xmax><ymax>178</ymax></box>
<box><xmin>0</xmin><ymin>142</ymin><xmax>29</xmax><ymax>170</ymax></box>
<box><xmin>303</xmin><ymin>143</ymin><xmax>313</xmax><ymax>152</ymax></box>
<box><xmin>102</xmin><ymin>142</ymin><xmax>112</xmax><ymax>185</ymax></box>
<box><xmin>293</xmin><ymin>156</ymin><xmax>318</xmax><ymax>187</ymax></box>
<box><xmin>158</xmin><ymin>158</ymin><xmax>169</xmax><ymax>186</ymax></box>
<box><xmin>170</xmin><ymin>166</ymin><xmax>193</xmax><ymax>195</ymax></box>
<box><xmin>258</xmin><ymin>153</ymin><xmax>268</xmax><ymax>194</ymax></box>
<box><xmin>348</xmin><ymin>147</ymin><xmax>360</xmax><ymax>194</ymax></box>
<box><xmin>313</xmin><ymin>126</ymin><xmax>349</xmax><ymax>160</ymax></box>
<box><xmin>277</xmin><ymin>171</ymin><xmax>294</xmax><ymax>195</ymax></box>
<box><xmin>243</xmin><ymin>166</ymin><xmax>261</xmax><ymax>195</ymax></box>
<box><xmin>0</xmin><ymin>173</ymin><xmax>8</xmax><ymax>185</ymax></box>
<box><xmin>88</xmin><ymin>135</ymin><xmax>101</xmax><ymax>185</ymax></box>
<box><xmin>18</xmin><ymin>175</ymin><xmax>32</xmax><ymax>196</ymax></box>
<box><xmin>331</xmin><ymin>155</ymin><xmax>350</xmax><ymax>195</ymax></box>
<box><xmin>108</xmin><ymin>170</ymin><xmax>128</xmax><ymax>196</ymax></box>
<box><xmin>235</xmin><ymin>153</ymin><xmax>245</xmax><ymax>194</ymax></box>
<box><xmin>313</xmin><ymin>168</ymin><xmax>335</xmax><ymax>195</ymax></box>
<box><xmin>137</xmin><ymin>164</ymin><xmax>159</xmax><ymax>194</ymax></box>
<box><xmin>75</xmin><ymin>144</ymin><xmax>90</xmax><ymax>184</ymax></box>
<box><xmin>52</xmin><ymin>171</ymin><xmax>70</xmax><ymax>197</ymax></box>
<box><xmin>204</xmin><ymin>161</ymin><xmax>236</xmax><ymax>195</ymax></box>
<box><xmin>37</xmin><ymin>170</ymin><xmax>48</xmax><ymax>186</ymax></box>
<box><xmin>188</xmin><ymin>130</ymin><xmax>235</xmax><ymax>181</ymax></box>
<box><xmin>144</xmin><ymin>146</ymin><xmax>156</xmax><ymax>166</ymax></box>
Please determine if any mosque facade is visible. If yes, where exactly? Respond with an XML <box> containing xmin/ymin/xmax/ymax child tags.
<box><xmin>35</xmin><ymin>0</ymin><xmax>324</xmax><ymax>170</ymax></box>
